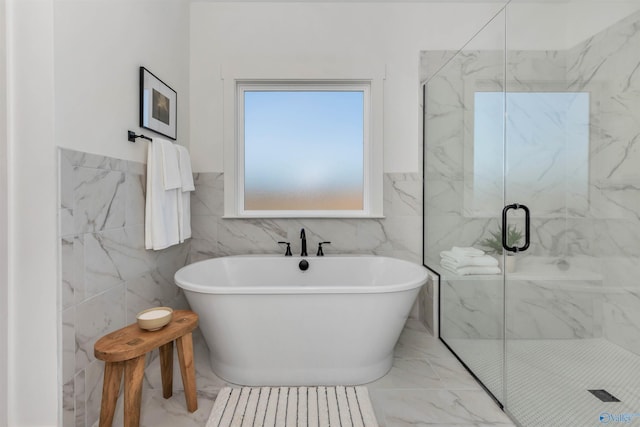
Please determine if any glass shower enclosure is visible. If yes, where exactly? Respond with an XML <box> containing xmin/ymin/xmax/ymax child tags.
<box><xmin>423</xmin><ymin>1</ymin><xmax>640</xmax><ymax>425</ymax></box>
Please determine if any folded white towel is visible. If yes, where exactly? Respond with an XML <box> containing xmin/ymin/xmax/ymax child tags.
<box><xmin>440</xmin><ymin>261</ymin><xmax>501</xmax><ymax>276</ymax></box>
<box><xmin>451</xmin><ymin>246</ymin><xmax>485</xmax><ymax>257</ymax></box>
<box><xmin>175</xmin><ymin>145</ymin><xmax>195</xmax><ymax>192</ymax></box>
<box><xmin>442</xmin><ymin>258</ymin><xmax>497</xmax><ymax>271</ymax></box>
<box><xmin>145</xmin><ymin>139</ymin><xmax>180</xmax><ymax>250</ymax></box>
<box><xmin>160</xmin><ymin>139</ymin><xmax>181</xmax><ymax>190</ymax></box>
<box><xmin>440</xmin><ymin>251</ymin><xmax>499</xmax><ymax>267</ymax></box>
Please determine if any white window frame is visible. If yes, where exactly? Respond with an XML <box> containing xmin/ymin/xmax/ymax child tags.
<box><xmin>222</xmin><ymin>63</ymin><xmax>385</xmax><ymax>218</ymax></box>
<box><xmin>236</xmin><ymin>81</ymin><xmax>371</xmax><ymax>218</ymax></box>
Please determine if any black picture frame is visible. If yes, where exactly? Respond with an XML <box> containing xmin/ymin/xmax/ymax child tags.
<box><xmin>139</xmin><ymin>67</ymin><xmax>177</xmax><ymax>140</ymax></box>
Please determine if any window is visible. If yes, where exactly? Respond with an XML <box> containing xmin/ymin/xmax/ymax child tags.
<box><xmin>227</xmin><ymin>81</ymin><xmax>381</xmax><ymax>218</ymax></box>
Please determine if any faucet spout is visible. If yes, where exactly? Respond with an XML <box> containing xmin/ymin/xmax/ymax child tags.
<box><xmin>300</xmin><ymin>228</ymin><xmax>308</xmax><ymax>256</ymax></box>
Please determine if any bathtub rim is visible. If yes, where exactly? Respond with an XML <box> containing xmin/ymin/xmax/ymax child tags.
<box><xmin>174</xmin><ymin>254</ymin><xmax>428</xmax><ymax>295</ymax></box>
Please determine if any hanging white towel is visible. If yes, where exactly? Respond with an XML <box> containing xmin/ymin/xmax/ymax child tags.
<box><xmin>145</xmin><ymin>139</ymin><xmax>181</xmax><ymax>250</ymax></box>
<box><xmin>177</xmin><ymin>191</ymin><xmax>191</xmax><ymax>242</ymax></box>
<box><xmin>160</xmin><ymin>139</ymin><xmax>181</xmax><ymax>190</ymax></box>
<box><xmin>175</xmin><ymin>145</ymin><xmax>194</xmax><ymax>242</ymax></box>
<box><xmin>175</xmin><ymin>145</ymin><xmax>195</xmax><ymax>192</ymax></box>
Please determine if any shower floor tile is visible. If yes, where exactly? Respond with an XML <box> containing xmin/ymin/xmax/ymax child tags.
<box><xmin>448</xmin><ymin>337</ymin><xmax>640</xmax><ymax>427</ymax></box>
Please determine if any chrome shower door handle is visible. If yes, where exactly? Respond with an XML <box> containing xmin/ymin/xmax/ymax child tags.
<box><xmin>502</xmin><ymin>203</ymin><xmax>531</xmax><ymax>253</ymax></box>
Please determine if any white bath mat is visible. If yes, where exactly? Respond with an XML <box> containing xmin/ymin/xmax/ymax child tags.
<box><xmin>206</xmin><ymin>386</ymin><xmax>379</xmax><ymax>427</ymax></box>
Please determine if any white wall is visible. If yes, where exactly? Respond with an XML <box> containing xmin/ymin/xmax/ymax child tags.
<box><xmin>5</xmin><ymin>0</ymin><xmax>190</xmax><ymax>425</ymax></box>
<box><xmin>420</xmin><ymin>2</ymin><xmax>640</xmax><ymax>74</ymax></box>
<box><xmin>189</xmin><ymin>1</ymin><xmax>508</xmax><ymax>174</ymax></box>
<box><xmin>6</xmin><ymin>0</ymin><xmax>58</xmax><ymax>424</ymax></box>
<box><xmin>9</xmin><ymin>1</ymin><xmax>632</xmax><ymax>424</ymax></box>
<box><xmin>55</xmin><ymin>0</ymin><xmax>191</xmax><ymax>164</ymax></box>
<box><xmin>504</xmin><ymin>1</ymin><xmax>640</xmax><ymax>50</ymax></box>
<box><xmin>0</xmin><ymin>0</ymin><xmax>7</xmax><ymax>423</ymax></box>
<box><xmin>566</xmin><ymin>0</ymin><xmax>640</xmax><ymax>48</ymax></box>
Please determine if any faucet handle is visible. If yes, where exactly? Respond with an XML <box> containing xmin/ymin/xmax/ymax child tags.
<box><xmin>278</xmin><ymin>241</ymin><xmax>292</xmax><ymax>256</ymax></box>
<box><xmin>316</xmin><ymin>241</ymin><xmax>331</xmax><ymax>256</ymax></box>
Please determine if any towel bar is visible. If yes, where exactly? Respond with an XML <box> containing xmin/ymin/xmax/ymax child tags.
<box><xmin>128</xmin><ymin>130</ymin><xmax>153</xmax><ymax>143</ymax></box>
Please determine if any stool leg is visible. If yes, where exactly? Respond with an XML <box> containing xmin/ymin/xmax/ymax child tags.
<box><xmin>176</xmin><ymin>332</ymin><xmax>198</xmax><ymax>412</ymax></box>
<box><xmin>159</xmin><ymin>341</ymin><xmax>174</xmax><ymax>399</ymax></box>
<box><xmin>124</xmin><ymin>354</ymin><xmax>146</xmax><ymax>427</ymax></box>
<box><xmin>99</xmin><ymin>361</ymin><xmax>123</xmax><ymax>427</ymax></box>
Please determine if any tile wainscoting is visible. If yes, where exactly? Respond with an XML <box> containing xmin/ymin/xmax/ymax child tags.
<box><xmin>58</xmin><ymin>148</ymin><xmax>190</xmax><ymax>427</ymax></box>
<box><xmin>189</xmin><ymin>172</ymin><xmax>423</xmax><ymax>264</ymax></box>
<box><xmin>58</xmin><ymin>150</ymin><xmax>431</xmax><ymax>425</ymax></box>
<box><xmin>189</xmin><ymin>171</ymin><xmax>432</xmax><ymax>323</ymax></box>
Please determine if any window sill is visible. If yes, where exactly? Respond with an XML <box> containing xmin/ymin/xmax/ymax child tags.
<box><xmin>221</xmin><ymin>214</ymin><xmax>386</xmax><ymax>219</ymax></box>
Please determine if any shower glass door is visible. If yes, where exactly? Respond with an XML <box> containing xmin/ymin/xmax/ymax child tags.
<box><xmin>503</xmin><ymin>1</ymin><xmax>640</xmax><ymax>425</ymax></box>
<box><xmin>425</xmin><ymin>1</ymin><xmax>640</xmax><ymax>425</ymax></box>
<box><xmin>424</xmin><ymin>8</ymin><xmax>507</xmax><ymax>404</ymax></box>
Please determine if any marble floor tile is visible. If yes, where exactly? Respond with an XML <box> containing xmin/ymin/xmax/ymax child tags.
<box><xmin>428</xmin><ymin>357</ymin><xmax>483</xmax><ymax>390</ymax></box>
<box><xmin>392</xmin><ymin>424</ymin><xmax>515</xmax><ymax>427</ymax></box>
<box><xmin>143</xmin><ymin>330</ymin><xmax>231</xmax><ymax>393</ymax></box>
<box><xmin>395</xmin><ymin>324</ymin><xmax>456</xmax><ymax>359</ymax></box>
<box><xmin>107</xmin><ymin>389</ymin><xmax>217</xmax><ymax>427</ymax></box>
<box><xmin>102</xmin><ymin>319</ymin><xmax>514</xmax><ymax>426</ymax></box>
<box><xmin>370</xmin><ymin>389</ymin><xmax>513</xmax><ymax>427</ymax></box>
<box><xmin>368</xmin><ymin>358</ymin><xmax>442</xmax><ymax>390</ymax></box>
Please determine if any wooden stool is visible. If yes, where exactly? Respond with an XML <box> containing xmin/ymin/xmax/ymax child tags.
<box><xmin>94</xmin><ymin>310</ymin><xmax>199</xmax><ymax>427</ymax></box>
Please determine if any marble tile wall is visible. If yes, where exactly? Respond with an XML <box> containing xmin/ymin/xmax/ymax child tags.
<box><xmin>58</xmin><ymin>148</ymin><xmax>190</xmax><ymax>427</ymax></box>
<box><xmin>417</xmin><ymin>274</ymin><xmax>436</xmax><ymax>334</ymax></box>
<box><xmin>189</xmin><ymin>171</ymin><xmax>428</xmax><ymax>321</ymax></box>
<box><xmin>566</xmin><ymin>9</ymin><xmax>640</xmax><ymax>355</ymax></box>
<box><xmin>422</xmin><ymin>49</ymin><xmax>597</xmax><ymax>341</ymax></box>
<box><xmin>189</xmin><ymin>172</ymin><xmax>423</xmax><ymax>264</ymax></box>
<box><xmin>440</xmin><ymin>276</ymin><xmax>603</xmax><ymax>341</ymax></box>
<box><xmin>424</xmin><ymin>9</ymin><xmax>640</xmax><ymax>349</ymax></box>
<box><xmin>423</xmin><ymin>49</ymin><xmax>571</xmax><ymax>260</ymax></box>
<box><xmin>439</xmin><ymin>278</ymin><xmax>503</xmax><ymax>340</ymax></box>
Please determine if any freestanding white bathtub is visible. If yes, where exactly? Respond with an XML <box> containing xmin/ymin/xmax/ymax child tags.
<box><xmin>174</xmin><ymin>255</ymin><xmax>428</xmax><ymax>386</ymax></box>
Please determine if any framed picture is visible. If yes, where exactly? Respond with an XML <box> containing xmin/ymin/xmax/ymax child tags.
<box><xmin>140</xmin><ymin>67</ymin><xmax>177</xmax><ymax>140</ymax></box>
